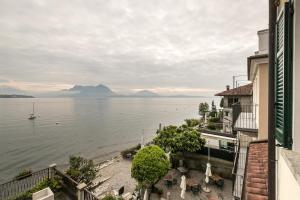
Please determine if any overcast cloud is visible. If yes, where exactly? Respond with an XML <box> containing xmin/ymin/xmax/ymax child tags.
<box><xmin>0</xmin><ymin>0</ymin><xmax>268</xmax><ymax>95</ymax></box>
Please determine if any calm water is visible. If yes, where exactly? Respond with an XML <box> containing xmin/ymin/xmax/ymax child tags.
<box><xmin>0</xmin><ymin>97</ymin><xmax>214</xmax><ymax>183</ymax></box>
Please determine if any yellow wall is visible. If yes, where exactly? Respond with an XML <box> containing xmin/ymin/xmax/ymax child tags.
<box><xmin>258</xmin><ymin>64</ymin><xmax>269</xmax><ymax>140</ymax></box>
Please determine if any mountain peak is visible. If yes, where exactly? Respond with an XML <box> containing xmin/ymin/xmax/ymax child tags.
<box><xmin>134</xmin><ymin>90</ymin><xmax>159</xmax><ymax>97</ymax></box>
<box><xmin>65</xmin><ymin>84</ymin><xmax>114</xmax><ymax>96</ymax></box>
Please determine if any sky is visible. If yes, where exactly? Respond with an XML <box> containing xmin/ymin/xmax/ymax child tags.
<box><xmin>0</xmin><ymin>0</ymin><xmax>268</xmax><ymax>96</ymax></box>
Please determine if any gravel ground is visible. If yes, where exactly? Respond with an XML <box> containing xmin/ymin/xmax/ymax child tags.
<box><xmin>92</xmin><ymin>155</ymin><xmax>137</xmax><ymax>198</ymax></box>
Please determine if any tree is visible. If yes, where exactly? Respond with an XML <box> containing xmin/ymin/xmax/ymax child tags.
<box><xmin>173</xmin><ymin>129</ymin><xmax>206</xmax><ymax>153</ymax></box>
<box><xmin>220</xmin><ymin>97</ymin><xmax>224</xmax><ymax>108</ymax></box>
<box><xmin>184</xmin><ymin>119</ymin><xmax>200</xmax><ymax>127</ymax></box>
<box><xmin>66</xmin><ymin>156</ymin><xmax>97</xmax><ymax>184</ymax></box>
<box><xmin>199</xmin><ymin>102</ymin><xmax>209</xmax><ymax>118</ymax></box>
<box><xmin>131</xmin><ymin>145</ymin><xmax>169</xmax><ymax>187</ymax></box>
<box><xmin>153</xmin><ymin>125</ymin><xmax>180</xmax><ymax>151</ymax></box>
<box><xmin>154</xmin><ymin>125</ymin><xmax>205</xmax><ymax>153</ymax></box>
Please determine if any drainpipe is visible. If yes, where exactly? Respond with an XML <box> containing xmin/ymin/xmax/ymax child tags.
<box><xmin>268</xmin><ymin>0</ymin><xmax>276</xmax><ymax>200</ymax></box>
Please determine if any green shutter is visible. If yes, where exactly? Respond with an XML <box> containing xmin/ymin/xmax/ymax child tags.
<box><xmin>275</xmin><ymin>2</ymin><xmax>293</xmax><ymax>149</ymax></box>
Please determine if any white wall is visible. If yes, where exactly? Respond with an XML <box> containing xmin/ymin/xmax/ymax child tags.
<box><xmin>258</xmin><ymin>29</ymin><xmax>269</xmax><ymax>54</ymax></box>
<box><xmin>293</xmin><ymin>0</ymin><xmax>300</xmax><ymax>152</ymax></box>
<box><xmin>277</xmin><ymin>148</ymin><xmax>300</xmax><ymax>200</ymax></box>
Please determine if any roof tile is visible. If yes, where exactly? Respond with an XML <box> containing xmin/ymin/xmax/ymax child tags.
<box><xmin>215</xmin><ymin>83</ymin><xmax>253</xmax><ymax>96</ymax></box>
<box><xmin>244</xmin><ymin>141</ymin><xmax>268</xmax><ymax>200</ymax></box>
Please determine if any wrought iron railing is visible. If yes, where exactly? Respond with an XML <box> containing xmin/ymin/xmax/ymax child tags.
<box><xmin>0</xmin><ymin>168</ymin><xmax>52</xmax><ymax>200</ymax></box>
<box><xmin>232</xmin><ymin>104</ymin><xmax>259</xmax><ymax>132</ymax></box>
<box><xmin>53</xmin><ymin>168</ymin><xmax>78</xmax><ymax>199</ymax></box>
<box><xmin>0</xmin><ymin>166</ymin><xmax>100</xmax><ymax>200</ymax></box>
<box><xmin>232</xmin><ymin>133</ymin><xmax>255</xmax><ymax>199</ymax></box>
<box><xmin>84</xmin><ymin>189</ymin><xmax>99</xmax><ymax>200</ymax></box>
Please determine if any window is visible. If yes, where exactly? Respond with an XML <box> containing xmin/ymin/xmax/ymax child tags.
<box><xmin>228</xmin><ymin>98</ymin><xmax>239</xmax><ymax>107</ymax></box>
<box><xmin>219</xmin><ymin>140</ymin><xmax>228</xmax><ymax>150</ymax></box>
<box><xmin>275</xmin><ymin>2</ymin><xmax>293</xmax><ymax>149</ymax></box>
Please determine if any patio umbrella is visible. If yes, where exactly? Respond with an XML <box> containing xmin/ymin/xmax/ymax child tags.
<box><xmin>143</xmin><ymin>189</ymin><xmax>148</xmax><ymax>200</ymax></box>
<box><xmin>180</xmin><ymin>175</ymin><xmax>186</xmax><ymax>199</ymax></box>
<box><xmin>203</xmin><ymin>162</ymin><xmax>212</xmax><ymax>193</ymax></box>
<box><xmin>205</xmin><ymin>163</ymin><xmax>212</xmax><ymax>178</ymax></box>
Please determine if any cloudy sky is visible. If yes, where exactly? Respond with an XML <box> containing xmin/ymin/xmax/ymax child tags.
<box><xmin>0</xmin><ymin>0</ymin><xmax>268</xmax><ymax>96</ymax></box>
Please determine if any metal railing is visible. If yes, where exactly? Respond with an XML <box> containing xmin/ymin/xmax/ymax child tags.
<box><xmin>232</xmin><ymin>133</ymin><xmax>254</xmax><ymax>199</ymax></box>
<box><xmin>232</xmin><ymin>104</ymin><xmax>259</xmax><ymax>132</ymax></box>
<box><xmin>84</xmin><ymin>189</ymin><xmax>99</xmax><ymax>200</ymax></box>
<box><xmin>53</xmin><ymin>168</ymin><xmax>78</xmax><ymax>199</ymax></box>
<box><xmin>0</xmin><ymin>168</ymin><xmax>52</xmax><ymax>200</ymax></box>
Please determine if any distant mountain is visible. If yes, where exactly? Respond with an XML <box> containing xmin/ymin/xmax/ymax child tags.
<box><xmin>63</xmin><ymin>84</ymin><xmax>114</xmax><ymax>97</ymax></box>
<box><xmin>0</xmin><ymin>94</ymin><xmax>34</xmax><ymax>98</ymax></box>
<box><xmin>0</xmin><ymin>86</ymin><xmax>27</xmax><ymax>95</ymax></box>
<box><xmin>133</xmin><ymin>90</ymin><xmax>159</xmax><ymax>97</ymax></box>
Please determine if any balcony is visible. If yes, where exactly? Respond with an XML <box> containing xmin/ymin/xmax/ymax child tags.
<box><xmin>232</xmin><ymin>104</ymin><xmax>258</xmax><ymax>133</ymax></box>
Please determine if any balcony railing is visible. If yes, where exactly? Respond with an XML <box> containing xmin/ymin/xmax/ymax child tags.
<box><xmin>232</xmin><ymin>104</ymin><xmax>259</xmax><ymax>132</ymax></box>
<box><xmin>232</xmin><ymin>133</ymin><xmax>255</xmax><ymax>199</ymax></box>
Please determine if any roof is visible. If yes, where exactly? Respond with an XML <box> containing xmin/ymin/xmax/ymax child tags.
<box><xmin>215</xmin><ymin>83</ymin><xmax>253</xmax><ymax>96</ymax></box>
<box><xmin>247</xmin><ymin>53</ymin><xmax>268</xmax><ymax>80</ymax></box>
<box><xmin>244</xmin><ymin>141</ymin><xmax>268</xmax><ymax>200</ymax></box>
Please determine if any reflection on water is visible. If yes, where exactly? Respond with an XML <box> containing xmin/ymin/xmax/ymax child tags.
<box><xmin>0</xmin><ymin>97</ymin><xmax>215</xmax><ymax>183</ymax></box>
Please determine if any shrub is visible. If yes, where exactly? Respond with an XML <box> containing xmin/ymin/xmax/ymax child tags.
<box><xmin>208</xmin><ymin>117</ymin><xmax>219</xmax><ymax>123</ymax></box>
<box><xmin>184</xmin><ymin>119</ymin><xmax>199</xmax><ymax>127</ymax></box>
<box><xmin>206</xmin><ymin>123</ymin><xmax>217</xmax><ymax>130</ymax></box>
<box><xmin>131</xmin><ymin>145</ymin><xmax>169</xmax><ymax>187</ymax></box>
<box><xmin>13</xmin><ymin>177</ymin><xmax>61</xmax><ymax>200</ymax></box>
<box><xmin>102</xmin><ymin>195</ymin><xmax>123</xmax><ymax>200</ymax></box>
<box><xmin>66</xmin><ymin>156</ymin><xmax>97</xmax><ymax>184</ymax></box>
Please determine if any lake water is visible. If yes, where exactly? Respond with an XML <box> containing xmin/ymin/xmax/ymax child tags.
<box><xmin>0</xmin><ymin>97</ymin><xmax>215</xmax><ymax>183</ymax></box>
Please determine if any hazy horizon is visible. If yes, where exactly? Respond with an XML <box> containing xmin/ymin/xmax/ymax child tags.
<box><xmin>0</xmin><ymin>0</ymin><xmax>268</xmax><ymax>96</ymax></box>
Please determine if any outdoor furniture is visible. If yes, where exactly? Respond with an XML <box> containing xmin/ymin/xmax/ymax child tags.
<box><xmin>163</xmin><ymin>174</ymin><xmax>173</xmax><ymax>188</ymax></box>
<box><xmin>210</xmin><ymin>174</ymin><xmax>224</xmax><ymax>189</ymax></box>
<box><xmin>177</xmin><ymin>167</ymin><xmax>189</xmax><ymax>176</ymax></box>
<box><xmin>186</xmin><ymin>178</ymin><xmax>200</xmax><ymax>194</ymax></box>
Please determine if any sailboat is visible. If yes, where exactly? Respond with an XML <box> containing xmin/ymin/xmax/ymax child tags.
<box><xmin>28</xmin><ymin>103</ymin><xmax>36</xmax><ymax>120</ymax></box>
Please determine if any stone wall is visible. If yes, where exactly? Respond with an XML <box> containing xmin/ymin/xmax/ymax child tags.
<box><xmin>172</xmin><ymin>152</ymin><xmax>234</xmax><ymax>179</ymax></box>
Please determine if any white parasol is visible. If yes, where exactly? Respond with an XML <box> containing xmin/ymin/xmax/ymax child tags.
<box><xmin>180</xmin><ymin>175</ymin><xmax>186</xmax><ymax>199</ymax></box>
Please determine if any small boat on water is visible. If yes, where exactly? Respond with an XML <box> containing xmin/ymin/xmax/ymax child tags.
<box><xmin>28</xmin><ymin>103</ymin><xmax>36</xmax><ymax>120</ymax></box>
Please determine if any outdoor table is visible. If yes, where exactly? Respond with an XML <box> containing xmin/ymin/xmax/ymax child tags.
<box><xmin>177</xmin><ymin>167</ymin><xmax>189</xmax><ymax>176</ymax></box>
<box><xmin>186</xmin><ymin>178</ymin><xmax>200</xmax><ymax>192</ymax></box>
<box><xmin>163</xmin><ymin>174</ymin><xmax>173</xmax><ymax>187</ymax></box>
<box><xmin>210</xmin><ymin>174</ymin><xmax>223</xmax><ymax>183</ymax></box>
<box><xmin>209</xmin><ymin>174</ymin><xmax>224</xmax><ymax>188</ymax></box>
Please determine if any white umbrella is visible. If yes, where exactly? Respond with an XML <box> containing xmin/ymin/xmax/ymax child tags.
<box><xmin>143</xmin><ymin>189</ymin><xmax>148</xmax><ymax>200</ymax></box>
<box><xmin>203</xmin><ymin>163</ymin><xmax>212</xmax><ymax>193</ymax></box>
<box><xmin>180</xmin><ymin>175</ymin><xmax>186</xmax><ymax>199</ymax></box>
<box><xmin>205</xmin><ymin>163</ymin><xmax>212</xmax><ymax>177</ymax></box>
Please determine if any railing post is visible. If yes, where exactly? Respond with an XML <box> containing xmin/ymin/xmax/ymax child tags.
<box><xmin>77</xmin><ymin>183</ymin><xmax>87</xmax><ymax>200</ymax></box>
<box><xmin>49</xmin><ymin>163</ymin><xmax>57</xmax><ymax>179</ymax></box>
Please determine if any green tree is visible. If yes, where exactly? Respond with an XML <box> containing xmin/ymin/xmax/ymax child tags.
<box><xmin>173</xmin><ymin>129</ymin><xmax>206</xmax><ymax>153</ymax></box>
<box><xmin>199</xmin><ymin>102</ymin><xmax>209</xmax><ymax>118</ymax></box>
<box><xmin>220</xmin><ymin>97</ymin><xmax>224</xmax><ymax>108</ymax></box>
<box><xmin>184</xmin><ymin>119</ymin><xmax>200</xmax><ymax>127</ymax></box>
<box><xmin>66</xmin><ymin>156</ymin><xmax>97</xmax><ymax>184</ymax></box>
<box><xmin>154</xmin><ymin>125</ymin><xmax>205</xmax><ymax>153</ymax></box>
<box><xmin>153</xmin><ymin>125</ymin><xmax>180</xmax><ymax>151</ymax></box>
<box><xmin>131</xmin><ymin>145</ymin><xmax>169</xmax><ymax>187</ymax></box>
